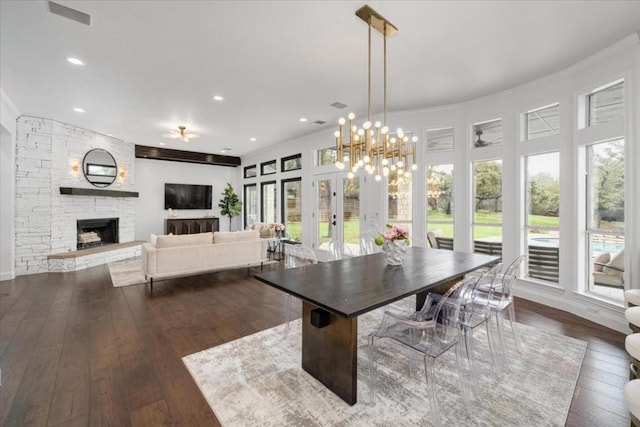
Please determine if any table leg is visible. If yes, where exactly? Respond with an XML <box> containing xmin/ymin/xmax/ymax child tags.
<box><xmin>301</xmin><ymin>301</ymin><xmax>358</xmax><ymax>405</ymax></box>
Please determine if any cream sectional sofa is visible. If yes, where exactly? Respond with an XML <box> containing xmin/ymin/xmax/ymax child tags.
<box><xmin>142</xmin><ymin>230</ymin><xmax>268</xmax><ymax>288</ymax></box>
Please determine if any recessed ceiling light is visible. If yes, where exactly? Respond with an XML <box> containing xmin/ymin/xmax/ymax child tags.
<box><xmin>250</xmin><ymin>137</ymin><xmax>256</xmax><ymax>142</ymax></box>
<box><xmin>73</xmin><ymin>107</ymin><xmax>85</xmax><ymax>113</ymax></box>
<box><xmin>220</xmin><ymin>149</ymin><xmax>227</xmax><ymax>154</ymax></box>
<box><xmin>213</xmin><ymin>95</ymin><xmax>224</xmax><ymax>101</ymax></box>
<box><xmin>66</xmin><ymin>57</ymin><xmax>85</xmax><ymax>66</ymax></box>
<box><xmin>299</xmin><ymin>118</ymin><xmax>308</xmax><ymax>122</ymax></box>
<box><xmin>159</xmin><ymin>142</ymin><xmax>166</xmax><ymax>146</ymax></box>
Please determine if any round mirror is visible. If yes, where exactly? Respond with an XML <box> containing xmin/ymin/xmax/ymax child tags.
<box><xmin>82</xmin><ymin>149</ymin><xmax>118</xmax><ymax>188</ymax></box>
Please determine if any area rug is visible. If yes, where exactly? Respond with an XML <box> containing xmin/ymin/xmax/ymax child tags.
<box><xmin>183</xmin><ymin>300</ymin><xmax>587</xmax><ymax>427</ymax></box>
<box><xmin>108</xmin><ymin>257</ymin><xmax>147</xmax><ymax>287</ymax></box>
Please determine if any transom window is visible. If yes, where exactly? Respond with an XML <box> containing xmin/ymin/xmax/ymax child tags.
<box><xmin>318</xmin><ymin>147</ymin><xmax>338</xmax><ymax>166</ymax></box>
<box><xmin>425</xmin><ymin>127</ymin><xmax>454</xmax><ymax>152</ymax></box>
<box><xmin>588</xmin><ymin>80</ymin><xmax>624</xmax><ymax>127</ymax></box>
<box><xmin>526</xmin><ymin>104</ymin><xmax>560</xmax><ymax>140</ymax></box>
<box><xmin>473</xmin><ymin>119</ymin><xmax>502</xmax><ymax>148</ymax></box>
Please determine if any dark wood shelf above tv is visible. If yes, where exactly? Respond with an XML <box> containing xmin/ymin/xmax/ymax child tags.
<box><xmin>135</xmin><ymin>145</ymin><xmax>241</xmax><ymax>167</ymax></box>
<box><xmin>59</xmin><ymin>187</ymin><xmax>139</xmax><ymax>198</ymax></box>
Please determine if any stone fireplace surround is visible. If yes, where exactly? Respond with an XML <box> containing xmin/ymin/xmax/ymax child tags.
<box><xmin>15</xmin><ymin>116</ymin><xmax>138</xmax><ymax>275</ymax></box>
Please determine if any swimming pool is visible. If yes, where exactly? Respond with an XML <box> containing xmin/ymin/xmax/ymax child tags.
<box><xmin>530</xmin><ymin>237</ymin><xmax>623</xmax><ymax>254</ymax></box>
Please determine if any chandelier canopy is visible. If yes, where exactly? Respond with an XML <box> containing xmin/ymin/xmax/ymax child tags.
<box><xmin>334</xmin><ymin>5</ymin><xmax>417</xmax><ymax>182</ymax></box>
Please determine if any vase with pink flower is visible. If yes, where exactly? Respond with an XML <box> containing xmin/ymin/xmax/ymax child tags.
<box><xmin>374</xmin><ymin>224</ymin><xmax>410</xmax><ymax>266</ymax></box>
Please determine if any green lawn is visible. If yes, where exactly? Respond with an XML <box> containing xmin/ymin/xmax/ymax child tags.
<box><xmin>291</xmin><ymin>212</ymin><xmax>570</xmax><ymax>243</ymax></box>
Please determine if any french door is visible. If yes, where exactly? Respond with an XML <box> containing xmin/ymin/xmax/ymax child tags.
<box><xmin>314</xmin><ymin>173</ymin><xmax>363</xmax><ymax>257</ymax></box>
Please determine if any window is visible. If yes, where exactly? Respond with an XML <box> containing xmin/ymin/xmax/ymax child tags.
<box><xmin>427</xmin><ymin>164</ymin><xmax>454</xmax><ymax>238</ymax></box>
<box><xmin>261</xmin><ymin>181</ymin><xmax>277</xmax><ymax>223</ymax></box>
<box><xmin>318</xmin><ymin>147</ymin><xmax>338</xmax><ymax>166</ymax></box>
<box><xmin>524</xmin><ymin>152</ymin><xmax>560</xmax><ymax>283</ymax></box>
<box><xmin>473</xmin><ymin>119</ymin><xmax>502</xmax><ymax>148</ymax></box>
<box><xmin>281</xmin><ymin>154</ymin><xmax>302</xmax><ymax>172</ymax></box>
<box><xmin>244</xmin><ymin>165</ymin><xmax>257</xmax><ymax>178</ymax></box>
<box><xmin>586</xmin><ymin>139</ymin><xmax>625</xmax><ymax>297</ymax></box>
<box><xmin>281</xmin><ymin>178</ymin><xmax>302</xmax><ymax>241</ymax></box>
<box><xmin>472</xmin><ymin>159</ymin><xmax>502</xmax><ymax>245</ymax></box>
<box><xmin>426</xmin><ymin>127</ymin><xmax>454</xmax><ymax>152</ymax></box>
<box><xmin>261</xmin><ymin>160</ymin><xmax>277</xmax><ymax>175</ymax></box>
<box><xmin>588</xmin><ymin>81</ymin><xmax>624</xmax><ymax>127</ymax></box>
<box><xmin>526</xmin><ymin>104</ymin><xmax>560</xmax><ymax>140</ymax></box>
<box><xmin>388</xmin><ymin>170</ymin><xmax>412</xmax><ymax>237</ymax></box>
<box><xmin>244</xmin><ymin>184</ymin><xmax>257</xmax><ymax>227</ymax></box>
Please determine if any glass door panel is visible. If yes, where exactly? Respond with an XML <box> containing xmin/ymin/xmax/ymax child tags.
<box><xmin>316</xmin><ymin>176</ymin><xmax>334</xmax><ymax>249</ymax></box>
<box><xmin>314</xmin><ymin>173</ymin><xmax>362</xmax><ymax>257</ymax></box>
<box><xmin>342</xmin><ymin>177</ymin><xmax>360</xmax><ymax>254</ymax></box>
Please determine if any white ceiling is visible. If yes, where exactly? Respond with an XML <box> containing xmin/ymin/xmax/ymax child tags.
<box><xmin>2</xmin><ymin>1</ymin><xmax>640</xmax><ymax>157</ymax></box>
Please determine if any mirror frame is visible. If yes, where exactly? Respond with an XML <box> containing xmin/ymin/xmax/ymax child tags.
<box><xmin>82</xmin><ymin>148</ymin><xmax>118</xmax><ymax>188</ymax></box>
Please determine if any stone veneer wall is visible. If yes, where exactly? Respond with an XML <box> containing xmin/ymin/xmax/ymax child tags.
<box><xmin>15</xmin><ymin>116</ymin><xmax>137</xmax><ymax>275</ymax></box>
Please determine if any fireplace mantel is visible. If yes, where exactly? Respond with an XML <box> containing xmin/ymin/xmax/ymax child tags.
<box><xmin>60</xmin><ymin>187</ymin><xmax>139</xmax><ymax>198</ymax></box>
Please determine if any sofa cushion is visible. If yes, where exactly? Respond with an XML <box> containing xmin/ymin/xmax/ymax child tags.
<box><xmin>592</xmin><ymin>252</ymin><xmax>610</xmax><ymax>272</ymax></box>
<box><xmin>214</xmin><ymin>230</ymin><xmax>259</xmax><ymax>244</ymax></box>
<box><xmin>156</xmin><ymin>232</ymin><xmax>213</xmax><ymax>249</ymax></box>
<box><xmin>604</xmin><ymin>249</ymin><xmax>624</xmax><ymax>275</ymax></box>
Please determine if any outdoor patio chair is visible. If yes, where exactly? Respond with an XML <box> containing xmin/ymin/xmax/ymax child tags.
<box><xmin>593</xmin><ymin>248</ymin><xmax>624</xmax><ymax>289</ymax></box>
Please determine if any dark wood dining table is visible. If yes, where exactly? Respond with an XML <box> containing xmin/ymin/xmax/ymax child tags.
<box><xmin>254</xmin><ymin>247</ymin><xmax>498</xmax><ymax>405</ymax></box>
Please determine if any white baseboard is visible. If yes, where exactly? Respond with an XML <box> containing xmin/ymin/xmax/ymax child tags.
<box><xmin>0</xmin><ymin>269</ymin><xmax>15</xmax><ymax>281</ymax></box>
<box><xmin>514</xmin><ymin>283</ymin><xmax>630</xmax><ymax>334</ymax></box>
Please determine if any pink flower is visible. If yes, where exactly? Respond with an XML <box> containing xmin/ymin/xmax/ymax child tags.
<box><xmin>383</xmin><ymin>230</ymin><xmax>396</xmax><ymax>241</ymax></box>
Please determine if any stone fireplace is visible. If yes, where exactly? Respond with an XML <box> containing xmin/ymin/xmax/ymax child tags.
<box><xmin>14</xmin><ymin>116</ymin><xmax>138</xmax><ymax>275</ymax></box>
<box><xmin>77</xmin><ymin>218</ymin><xmax>119</xmax><ymax>249</ymax></box>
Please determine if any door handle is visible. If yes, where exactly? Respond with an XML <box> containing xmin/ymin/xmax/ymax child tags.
<box><xmin>332</xmin><ymin>220</ymin><xmax>336</xmax><ymax>226</ymax></box>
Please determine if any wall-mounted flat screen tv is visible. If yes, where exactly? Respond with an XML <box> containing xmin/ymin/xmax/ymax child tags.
<box><xmin>164</xmin><ymin>183</ymin><xmax>212</xmax><ymax>210</ymax></box>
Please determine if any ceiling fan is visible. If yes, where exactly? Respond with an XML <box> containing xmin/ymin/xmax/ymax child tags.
<box><xmin>162</xmin><ymin>125</ymin><xmax>200</xmax><ymax>142</ymax></box>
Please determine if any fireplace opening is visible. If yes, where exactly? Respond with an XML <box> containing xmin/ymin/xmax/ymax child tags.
<box><xmin>77</xmin><ymin>218</ymin><xmax>119</xmax><ymax>250</ymax></box>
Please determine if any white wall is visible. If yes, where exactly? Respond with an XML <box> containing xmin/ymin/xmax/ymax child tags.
<box><xmin>241</xmin><ymin>33</ymin><xmax>640</xmax><ymax>333</ymax></box>
<box><xmin>135</xmin><ymin>157</ymin><xmax>241</xmax><ymax>241</ymax></box>
<box><xmin>0</xmin><ymin>88</ymin><xmax>19</xmax><ymax>280</ymax></box>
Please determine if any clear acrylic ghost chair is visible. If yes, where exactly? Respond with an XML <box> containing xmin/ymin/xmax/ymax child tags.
<box><xmin>283</xmin><ymin>244</ymin><xmax>317</xmax><ymax>336</ymax></box>
<box><xmin>473</xmin><ymin>255</ymin><xmax>526</xmax><ymax>358</ymax></box>
<box><xmin>359</xmin><ymin>236</ymin><xmax>376</xmax><ymax>255</ymax></box>
<box><xmin>327</xmin><ymin>240</ymin><xmax>354</xmax><ymax>261</ymax></box>
<box><xmin>368</xmin><ymin>277</ymin><xmax>475</xmax><ymax>426</ymax></box>
<box><xmin>426</xmin><ymin>265</ymin><xmax>502</xmax><ymax>386</ymax></box>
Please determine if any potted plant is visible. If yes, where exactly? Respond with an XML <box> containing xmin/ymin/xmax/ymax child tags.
<box><xmin>218</xmin><ymin>183</ymin><xmax>242</xmax><ymax>230</ymax></box>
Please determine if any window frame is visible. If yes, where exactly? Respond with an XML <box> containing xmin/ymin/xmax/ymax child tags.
<box><xmin>281</xmin><ymin>177</ymin><xmax>302</xmax><ymax>241</ymax></box>
<box><xmin>243</xmin><ymin>183</ymin><xmax>257</xmax><ymax>228</ymax></box>
<box><xmin>244</xmin><ymin>165</ymin><xmax>257</xmax><ymax>179</ymax></box>
<box><xmin>281</xmin><ymin>154</ymin><xmax>302</xmax><ymax>172</ymax></box>
<box><xmin>260</xmin><ymin>160</ymin><xmax>277</xmax><ymax>176</ymax></box>
<box><xmin>260</xmin><ymin>180</ymin><xmax>277</xmax><ymax>223</ymax></box>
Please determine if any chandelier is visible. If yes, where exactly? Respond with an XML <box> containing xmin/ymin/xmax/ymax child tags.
<box><xmin>334</xmin><ymin>5</ymin><xmax>417</xmax><ymax>182</ymax></box>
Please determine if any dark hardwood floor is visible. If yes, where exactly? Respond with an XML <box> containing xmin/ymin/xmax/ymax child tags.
<box><xmin>0</xmin><ymin>262</ymin><xmax>631</xmax><ymax>426</ymax></box>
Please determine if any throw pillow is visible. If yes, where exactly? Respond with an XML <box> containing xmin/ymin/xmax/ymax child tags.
<box><xmin>592</xmin><ymin>252</ymin><xmax>610</xmax><ymax>272</ymax></box>
<box><xmin>150</xmin><ymin>233</ymin><xmax>158</xmax><ymax>247</ymax></box>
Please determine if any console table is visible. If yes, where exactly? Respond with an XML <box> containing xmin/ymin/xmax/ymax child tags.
<box><xmin>165</xmin><ymin>217</ymin><xmax>219</xmax><ymax>235</ymax></box>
